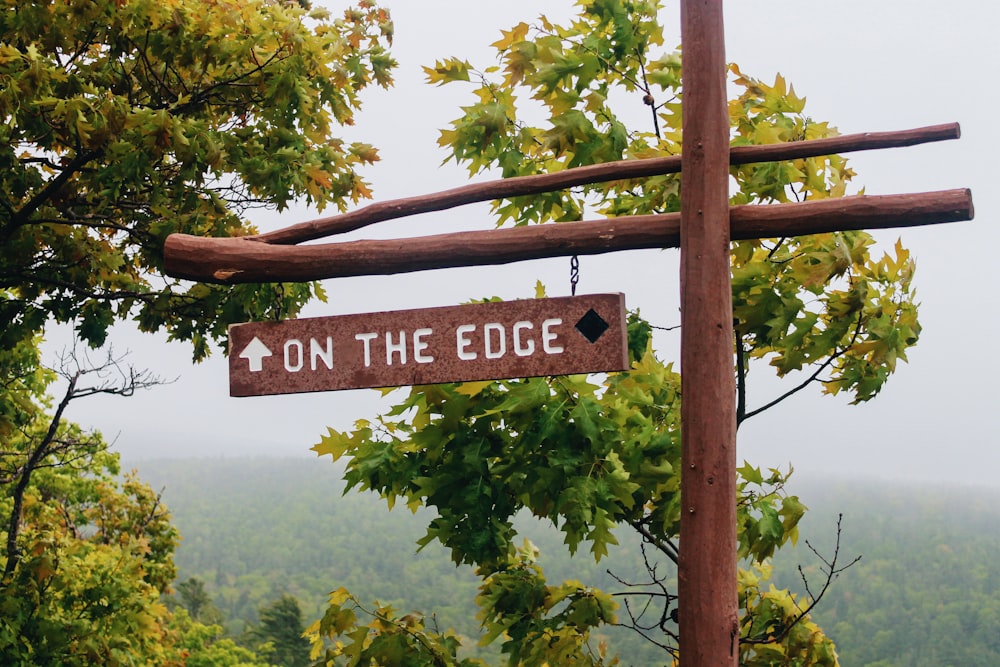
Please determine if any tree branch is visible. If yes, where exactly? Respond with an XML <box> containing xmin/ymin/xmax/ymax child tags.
<box><xmin>3</xmin><ymin>371</ymin><xmax>78</xmax><ymax>581</ymax></box>
<box><xmin>607</xmin><ymin>542</ymin><xmax>680</xmax><ymax>655</ymax></box>
<box><xmin>740</xmin><ymin>311</ymin><xmax>864</xmax><ymax>423</ymax></box>
<box><xmin>741</xmin><ymin>513</ymin><xmax>861</xmax><ymax>647</ymax></box>
<box><xmin>735</xmin><ymin>329</ymin><xmax>748</xmax><ymax>427</ymax></box>
<box><xmin>1</xmin><ymin>348</ymin><xmax>166</xmax><ymax>583</ymax></box>
<box><xmin>9</xmin><ymin>149</ymin><xmax>104</xmax><ymax>228</ymax></box>
<box><xmin>629</xmin><ymin>518</ymin><xmax>679</xmax><ymax>564</ymax></box>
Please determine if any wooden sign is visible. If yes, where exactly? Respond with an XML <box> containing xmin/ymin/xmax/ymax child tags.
<box><xmin>228</xmin><ymin>294</ymin><xmax>628</xmax><ymax>397</ymax></box>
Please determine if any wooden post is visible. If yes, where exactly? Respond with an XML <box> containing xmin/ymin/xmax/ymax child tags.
<box><xmin>678</xmin><ymin>0</ymin><xmax>739</xmax><ymax>665</ymax></box>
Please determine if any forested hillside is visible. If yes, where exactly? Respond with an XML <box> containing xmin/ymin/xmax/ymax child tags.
<box><xmin>770</xmin><ymin>480</ymin><xmax>1000</xmax><ymax>666</ymax></box>
<box><xmin>138</xmin><ymin>457</ymin><xmax>667</xmax><ymax>663</ymax></box>
<box><xmin>136</xmin><ymin>458</ymin><xmax>1000</xmax><ymax>666</ymax></box>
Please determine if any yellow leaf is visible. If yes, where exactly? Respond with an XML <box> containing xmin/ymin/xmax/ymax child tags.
<box><xmin>310</xmin><ymin>428</ymin><xmax>351</xmax><ymax>459</ymax></box>
<box><xmin>785</xmin><ymin>83</ymin><xmax>807</xmax><ymax>113</ymax></box>
<box><xmin>849</xmin><ymin>340</ymin><xmax>879</xmax><ymax>355</ymax></box>
<box><xmin>423</xmin><ymin>58</ymin><xmax>472</xmax><ymax>85</ymax></box>
<box><xmin>350</xmin><ymin>174</ymin><xmax>372</xmax><ymax>203</ymax></box>
<box><xmin>350</xmin><ymin>142</ymin><xmax>380</xmax><ymax>164</ymax></box>
<box><xmin>752</xmin><ymin>121</ymin><xmax>783</xmax><ymax>146</ymax></box>
<box><xmin>307</xmin><ymin>166</ymin><xmax>332</xmax><ymax>189</ymax></box>
<box><xmin>491</xmin><ymin>21</ymin><xmax>530</xmax><ymax>51</ymax></box>
<box><xmin>328</xmin><ymin>587</ymin><xmax>352</xmax><ymax>606</ymax></box>
<box><xmin>772</xmin><ymin>73</ymin><xmax>787</xmax><ymax>97</ymax></box>
<box><xmin>454</xmin><ymin>380</ymin><xmax>493</xmax><ymax>397</ymax></box>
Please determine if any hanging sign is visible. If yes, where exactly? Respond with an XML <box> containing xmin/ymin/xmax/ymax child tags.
<box><xmin>228</xmin><ymin>293</ymin><xmax>629</xmax><ymax>397</ymax></box>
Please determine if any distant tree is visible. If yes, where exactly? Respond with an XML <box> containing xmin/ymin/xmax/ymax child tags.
<box><xmin>309</xmin><ymin>1</ymin><xmax>917</xmax><ymax>665</ymax></box>
<box><xmin>177</xmin><ymin>576</ymin><xmax>226</xmax><ymax>627</ymax></box>
<box><xmin>0</xmin><ymin>356</ymin><xmax>179</xmax><ymax>663</ymax></box>
<box><xmin>0</xmin><ymin>343</ymin><xmax>270</xmax><ymax>664</ymax></box>
<box><xmin>167</xmin><ymin>608</ymin><xmax>271</xmax><ymax>667</ymax></box>
<box><xmin>1</xmin><ymin>346</ymin><xmax>163</xmax><ymax>580</ymax></box>
<box><xmin>249</xmin><ymin>594</ymin><xmax>311</xmax><ymax>667</ymax></box>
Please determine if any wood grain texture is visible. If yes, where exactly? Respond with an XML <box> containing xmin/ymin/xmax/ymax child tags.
<box><xmin>677</xmin><ymin>0</ymin><xmax>740</xmax><ymax>663</ymax></box>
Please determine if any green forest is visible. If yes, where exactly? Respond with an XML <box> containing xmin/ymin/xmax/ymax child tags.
<box><xmin>139</xmin><ymin>457</ymin><xmax>1000</xmax><ymax>667</ymax></box>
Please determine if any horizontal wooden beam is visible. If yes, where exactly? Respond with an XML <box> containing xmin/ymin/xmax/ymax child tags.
<box><xmin>251</xmin><ymin>123</ymin><xmax>959</xmax><ymax>245</ymax></box>
<box><xmin>163</xmin><ymin>188</ymin><xmax>973</xmax><ymax>284</ymax></box>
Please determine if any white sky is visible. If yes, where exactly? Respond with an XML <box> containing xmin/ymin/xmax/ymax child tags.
<box><xmin>47</xmin><ymin>1</ymin><xmax>999</xmax><ymax>488</ymax></box>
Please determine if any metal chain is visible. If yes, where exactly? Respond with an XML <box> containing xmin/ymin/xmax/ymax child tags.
<box><xmin>273</xmin><ymin>283</ymin><xmax>285</xmax><ymax>321</ymax></box>
<box><xmin>569</xmin><ymin>255</ymin><xmax>580</xmax><ymax>296</ymax></box>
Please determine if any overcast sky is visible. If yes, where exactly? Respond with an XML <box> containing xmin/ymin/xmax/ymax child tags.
<box><xmin>47</xmin><ymin>1</ymin><xmax>999</xmax><ymax>488</ymax></box>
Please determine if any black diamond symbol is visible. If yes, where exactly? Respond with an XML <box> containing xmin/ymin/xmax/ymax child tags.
<box><xmin>575</xmin><ymin>309</ymin><xmax>610</xmax><ymax>344</ymax></box>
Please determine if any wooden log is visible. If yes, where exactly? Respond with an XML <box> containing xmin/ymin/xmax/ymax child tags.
<box><xmin>678</xmin><ymin>0</ymin><xmax>739</xmax><ymax>663</ymax></box>
<box><xmin>252</xmin><ymin>123</ymin><xmax>960</xmax><ymax>245</ymax></box>
<box><xmin>162</xmin><ymin>189</ymin><xmax>973</xmax><ymax>285</ymax></box>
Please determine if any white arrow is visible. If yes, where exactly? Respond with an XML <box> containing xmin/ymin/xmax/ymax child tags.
<box><xmin>239</xmin><ymin>337</ymin><xmax>273</xmax><ymax>372</ymax></box>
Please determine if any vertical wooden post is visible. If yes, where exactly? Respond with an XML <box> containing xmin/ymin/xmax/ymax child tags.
<box><xmin>678</xmin><ymin>0</ymin><xmax>739</xmax><ymax>665</ymax></box>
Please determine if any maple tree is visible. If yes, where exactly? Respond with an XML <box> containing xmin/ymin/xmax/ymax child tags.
<box><xmin>0</xmin><ymin>0</ymin><xmax>393</xmax><ymax>359</ymax></box>
<box><xmin>309</xmin><ymin>2</ymin><xmax>919</xmax><ymax>665</ymax></box>
<box><xmin>0</xmin><ymin>0</ymin><xmax>393</xmax><ymax>662</ymax></box>
<box><xmin>0</xmin><ymin>340</ymin><xmax>278</xmax><ymax>664</ymax></box>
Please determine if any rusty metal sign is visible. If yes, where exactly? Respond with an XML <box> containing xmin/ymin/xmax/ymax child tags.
<box><xmin>228</xmin><ymin>293</ymin><xmax>629</xmax><ymax>397</ymax></box>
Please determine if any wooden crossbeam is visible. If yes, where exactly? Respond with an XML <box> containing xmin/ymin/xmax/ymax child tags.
<box><xmin>164</xmin><ymin>189</ymin><xmax>973</xmax><ymax>284</ymax></box>
<box><xmin>163</xmin><ymin>123</ymin><xmax>968</xmax><ymax>285</ymax></box>
<box><xmin>248</xmin><ymin>124</ymin><xmax>957</xmax><ymax>245</ymax></box>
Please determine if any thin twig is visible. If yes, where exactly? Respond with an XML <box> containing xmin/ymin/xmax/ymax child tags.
<box><xmin>741</xmin><ymin>513</ymin><xmax>861</xmax><ymax>646</ymax></box>
<box><xmin>740</xmin><ymin>311</ymin><xmax>865</xmax><ymax>423</ymax></box>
